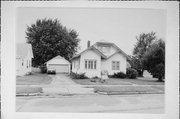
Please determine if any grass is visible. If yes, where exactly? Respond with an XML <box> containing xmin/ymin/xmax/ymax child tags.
<box><xmin>16</xmin><ymin>72</ymin><xmax>53</xmax><ymax>85</ymax></box>
<box><xmin>72</xmin><ymin>77</ymin><xmax>164</xmax><ymax>86</ymax></box>
<box><xmin>16</xmin><ymin>86</ymin><xmax>43</xmax><ymax>95</ymax></box>
<box><xmin>93</xmin><ymin>85</ymin><xmax>164</xmax><ymax>93</ymax></box>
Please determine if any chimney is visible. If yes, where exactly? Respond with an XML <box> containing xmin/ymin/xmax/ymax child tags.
<box><xmin>87</xmin><ymin>41</ymin><xmax>90</xmax><ymax>48</ymax></box>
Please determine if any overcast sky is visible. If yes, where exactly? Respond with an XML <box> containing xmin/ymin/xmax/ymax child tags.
<box><xmin>17</xmin><ymin>8</ymin><xmax>166</xmax><ymax>55</ymax></box>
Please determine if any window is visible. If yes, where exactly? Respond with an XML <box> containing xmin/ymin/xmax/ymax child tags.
<box><xmin>88</xmin><ymin>61</ymin><xmax>91</xmax><ymax>69</ymax></box>
<box><xmin>85</xmin><ymin>60</ymin><xmax>87</xmax><ymax>69</ymax></box>
<box><xmin>112</xmin><ymin>61</ymin><xmax>116</xmax><ymax>70</ymax></box>
<box><xmin>94</xmin><ymin>61</ymin><xmax>96</xmax><ymax>69</ymax></box>
<box><xmin>112</xmin><ymin>61</ymin><xmax>120</xmax><ymax>70</ymax></box>
<box><xmin>85</xmin><ymin>60</ymin><xmax>97</xmax><ymax>69</ymax></box>
<box><xmin>117</xmin><ymin>62</ymin><xmax>119</xmax><ymax>70</ymax></box>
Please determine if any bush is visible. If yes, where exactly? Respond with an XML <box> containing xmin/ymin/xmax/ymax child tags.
<box><xmin>126</xmin><ymin>68</ymin><xmax>138</xmax><ymax>79</ymax></box>
<box><xmin>70</xmin><ymin>72</ymin><xmax>88</xmax><ymax>79</ymax></box>
<box><xmin>92</xmin><ymin>76</ymin><xmax>99</xmax><ymax>79</ymax></box>
<box><xmin>40</xmin><ymin>65</ymin><xmax>47</xmax><ymax>73</ymax></box>
<box><xmin>90</xmin><ymin>76</ymin><xmax>100</xmax><ymax>82</ymax></box>
<box><xmin>110</xmin><ymin>72</ymin><xmax>126</xmax><ymax>79</ymax></box>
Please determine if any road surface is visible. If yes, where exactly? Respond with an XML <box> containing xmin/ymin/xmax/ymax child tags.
<box><xmin>16</xmin><ymin>94</ymin><xmax>164</xmax><ymax>113</ymax></box>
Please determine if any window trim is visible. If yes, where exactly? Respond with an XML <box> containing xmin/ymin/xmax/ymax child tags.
<box><xmin>112</xmin><ymin>61</ymin><xmax>120</xmax><ymax>70</ymax></box>
<box><xmin>85</xmin><ymin>59</ymin><xmax>97</xmax><ymax>70</ymax></box>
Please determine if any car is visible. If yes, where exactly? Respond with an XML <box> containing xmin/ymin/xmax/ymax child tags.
<box><xmin>47</xmin><ymin>68</ymin><xmax>56</xmax><ymax>74</ymax></box>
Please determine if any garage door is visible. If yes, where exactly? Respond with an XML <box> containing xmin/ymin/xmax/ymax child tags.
<box><xmin>48</xmin><ymin>64</ymin><xmax>69</xmax><ymax>73</ymax></box>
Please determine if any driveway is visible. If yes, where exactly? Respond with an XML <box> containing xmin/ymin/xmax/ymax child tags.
<box><xmin>42</xmin><ymin>74</ymin><xmax>95</xmax><ymax>96</ymax></box>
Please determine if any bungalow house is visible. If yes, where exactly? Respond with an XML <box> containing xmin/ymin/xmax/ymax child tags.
<box><xmin>16</xmin><ymin>43</ymin><xmax>34</xmax><ymax>76</ymax></box>
<box><xmin>71</xmin><ymin>40</ymin><xmax>129</xmax><ymax>78</ymax></box>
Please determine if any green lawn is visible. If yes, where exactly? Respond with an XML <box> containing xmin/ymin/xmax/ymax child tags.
<box><xmin>73</xmin><ymin>77</ymin><xmax>164</xmax><ymax>86</ymax></box>
<box><xmin>16</xmin><ymin>72</ymin><xmax>53</xmax><ymax>85</ymax></box>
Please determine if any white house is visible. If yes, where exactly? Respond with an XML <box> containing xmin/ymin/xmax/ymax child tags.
<box><xmin>71</xmin><ymin>41</ymin><xmax>129</xmax><ymax>78</ymax></box>
<box><xmin>46</xmin><ymin>55</ymin><xmax>70</xmax><ymax>73</ymax></box>
<box><xmin>16</xmin><ymin>43</ymin><xmax>34</xmax><ymax>76</ymax></box>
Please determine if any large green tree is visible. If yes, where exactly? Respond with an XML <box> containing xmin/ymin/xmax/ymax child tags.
<box><xmin>26</xmin><ymin>18</ymin><xmax>80</xmax><ymax>66</ymax></box>
<box><xmin>144</xmin><ymin>39</ymin><xmax>165</xmax><ymax>82</ymax></box>
<box><xmin>132</xmin><ymin>32</ymin><xmax>157</xmax><ymax>76</ymax></box>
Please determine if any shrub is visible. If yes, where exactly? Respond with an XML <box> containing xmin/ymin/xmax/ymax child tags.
<box><xmin>92</xmin><ymin>76</ymin><xmax>99</xmax><ymax>79</ymax></box>
<box><xmin>110</xmin><ymin>72</ymin><xmax>126</xmax><ymax>79</ymax></box>
<box><xmin>70</xmin><ymin>72</ymin><xmax>88</xmax><ymax>79</ymax></box>
<box><xmin>126</xmin><ymin>68</ymin><xmax>138</xmax><ymax>79</ymax></box>
<box><xmin>90</xmin><ymin>76</ymin><xmax>100</xmax><ymax>82</ymax></box>
<box><xmin>40</xmin><ymin>65</ymin><xmax>47</xmax><ymax>73</ymax></box>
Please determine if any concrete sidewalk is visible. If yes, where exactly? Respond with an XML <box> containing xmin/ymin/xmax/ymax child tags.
<box><xmin>42</xmin><ymin>74</ymin><xmax>95</xmax><ymax>95</ymax></box>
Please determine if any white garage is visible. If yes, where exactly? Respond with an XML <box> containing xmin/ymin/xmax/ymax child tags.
<box><xmin>46</xmin><ymin>55</ymin><xmax>70</xmax><ymax>73</ymax></box>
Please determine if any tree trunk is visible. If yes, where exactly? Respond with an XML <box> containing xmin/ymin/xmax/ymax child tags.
<box><xmin>138</xmin><ymin>70</ymin><xmax>144</xmax><ymax>77</ymax></box>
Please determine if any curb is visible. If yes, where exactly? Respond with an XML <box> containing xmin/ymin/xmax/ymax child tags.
<box><xmin>96</xmin><ymin>91</ymin><xmax>164</xmax><ymax>95</ymax></box>
<box><xmin>16</xmin><ymin>92</ymin><xmax>42</xmax><ymax>96</ymax></box>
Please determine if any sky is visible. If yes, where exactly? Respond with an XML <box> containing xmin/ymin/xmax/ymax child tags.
<box><xmin>17</xmin><ymin>8</ymin><xmax>166</xmax><ymax>55</ymax></box>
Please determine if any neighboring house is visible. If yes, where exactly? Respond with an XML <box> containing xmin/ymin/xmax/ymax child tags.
<box><xmin>71</xmin><ymin>40</ymin><xmax>129</xmax><ymax>78</ymax></box>
<box><xmin>46</xmin><ymin>55</ymin><xmax>70</xmax><ymax>73</ymax></box>
<box><xmin>16</xmin><ymin>43</ymin><xmax>33</xmax><ymax>76</ymax></box>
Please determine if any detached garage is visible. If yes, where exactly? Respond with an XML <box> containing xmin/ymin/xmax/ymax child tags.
<box><xmin>46</xmin><ymin>55</ymin><xmax>70</xmax><ymax>73</ymax></box>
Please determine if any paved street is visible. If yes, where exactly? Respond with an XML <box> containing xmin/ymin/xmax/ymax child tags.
<box><xmin>16</xmin><ymin>94</ymin><xmax>164</xmax><ymax>113</ymax></box>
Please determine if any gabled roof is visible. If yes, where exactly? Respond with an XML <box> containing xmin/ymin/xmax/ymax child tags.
<box><xmin>70</xmin><ymin>45</ymin><xmax>107</xmax><ymax>60</ymax></box>
<box><xmin>71</xmin><ymin>41</ymin><xmax>129</xmax><ymax>61</ymax></box>
<box><xmin>94</xmin><ymin>41</ymin><xmax>129</xmax><ymax>59</ymax></box>
<box><xmin>16</xmin><ymin>43</ymin><xmax>34</xmax><ymax>59</ymax></box>
<box><xmin>107</xmin><ymin>50</ymin><xmax>129</xmax><ymax>60</ymax></box>
<box><xmin>46</xmin><ymin>55</ymin><xmax>70</xmax><ymax>64</ymax></box>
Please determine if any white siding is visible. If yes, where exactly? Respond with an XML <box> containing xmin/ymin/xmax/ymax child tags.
<box><xmin>46</xmin><ymin>57</ymin><xmax>70</xmax><ymax>73</ymax></box>
<box><xmin>72</xmin><ymin>58</ymin><xmax>80</xmax><ymax>73</ymax></box>
<box><xmin>101</xmin><ymin>53</ymin><xmax>127</xmax><ymax>75</ymax></box>
<box><xmin>16</xmin><ymin>52</ymin><xmax>32</xmax><ymax>76</ymax></box>
<box><xmin>72</xmin><ymin>50</ymin><xmax>101</xmax><ymax>78</ymax></box>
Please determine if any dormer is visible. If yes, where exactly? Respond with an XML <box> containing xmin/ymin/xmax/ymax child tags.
<box><xmin>93</xmin><ymin>40</ymin><xmax>117</xmax><ymax>57</ymax></box>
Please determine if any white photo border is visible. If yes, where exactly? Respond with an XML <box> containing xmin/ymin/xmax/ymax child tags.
<box><xmin>1</xmin><ymin>1</ymin><xmax>179</xmax><ymax>119</ymax></box>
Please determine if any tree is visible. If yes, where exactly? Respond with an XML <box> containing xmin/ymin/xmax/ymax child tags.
<box><xmin>143</xmin><ymin>39</ymin><xmax>165</xmax><ymax>82</ymax></box>
<box><xmin>128</xmin><ymin>55</ymin><xmax>143</xmax><ymax>76</ymax></box>
<box><xmin>26</xmin><ymin>18</ymin><xmax>80</xmax><ymax>66</ymax></box>
<box><xmin>132</xmin><ymin>32</ymin><xmax>157</xmax><ymax>77</ymax></box>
